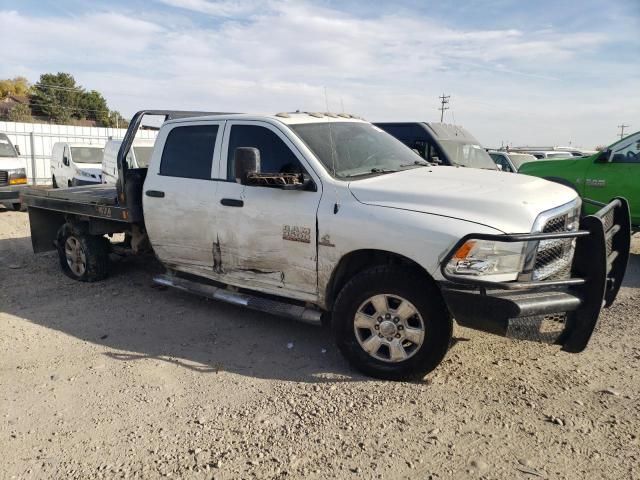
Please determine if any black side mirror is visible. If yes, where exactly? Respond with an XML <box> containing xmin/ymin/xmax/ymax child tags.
<box><xmin>14</xmin><ymin>145</ymin><xmax>20</xmax><ymax>155</ymax></box>
<box><xmin>63</xmin><ymin>156</ymin><xmax>70</xmax><ymax>166</ymax></box>
<box><xmin>596</xmin><ymin>150</ymin><xmax>611</xmax><ymax>163</ymax></box>
<box><xmin>234</xmin><ymin>147</ymin><xmax>260</xmax><ymax>184</ymax></box>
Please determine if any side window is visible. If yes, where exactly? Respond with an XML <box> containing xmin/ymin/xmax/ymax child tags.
<box><xmin>490</xmin><ymin>154</ymin><xmax>511</xmax><ymax>172</ymax></box>
<box><xmin>226</xmin><ymin>125</ymin><xmax>303</xmax><ymax>180</ymax></box>
<box><xmin>611</xmin><ymin>134</ymin><xmax>640</xmax><ymax>164</ymax></box>
<box><xmin>160</xmin><ymin>125</ymin><xmax>218</xmax><ymax>179</ymax></box>
<box><xmin>376</xmin><ymin>124</ymin><xmax>428</xmax><ymax>159</ymax></box>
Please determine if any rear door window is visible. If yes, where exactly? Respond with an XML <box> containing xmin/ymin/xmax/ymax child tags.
<box><xmin>160</xmin><ymin>125</ymin><xmax>218</xmax><ymax>179</ymax></box>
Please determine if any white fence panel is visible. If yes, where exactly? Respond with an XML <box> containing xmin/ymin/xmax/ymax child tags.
<box><xmin>0</xmin><ymin>121</ymin><xmax>156</xmax><ymax>185</ymax></box>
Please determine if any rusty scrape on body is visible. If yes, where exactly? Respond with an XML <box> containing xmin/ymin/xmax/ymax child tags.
<box><xmin>318</xmin><ymin>234</ymin><xmax>335</xmax><ymax>247</ymax></box>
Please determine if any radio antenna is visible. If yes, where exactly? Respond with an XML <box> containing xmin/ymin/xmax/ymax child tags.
<box><xmin>324</xmin><ymin>87</ymin><xmax>340</xmax><ymax>213</ymax></box>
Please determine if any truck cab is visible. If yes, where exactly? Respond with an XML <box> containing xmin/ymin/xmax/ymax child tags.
<box><xmin>519</xmin><ymin>131</ymin><xmax>640</xmax><ymax>230</ymax></box>
<box><xmin>0</xmin><ymin>133</ymin><xmax>27</xmax><ymax>210</ymax></box>
<box><xmin>51</xmin><ymin>142</ymin><xmax>105</xmax><ymax>188</ymax></box>
<box><xmin>374</xmin><ymin>122</ymin><xmax>497</xmax><ymax>170</ymax></box>
<box><xmin>21</xmin><ymin>110</ymin><xmax>631</xmax><ymax>380</ymax></box>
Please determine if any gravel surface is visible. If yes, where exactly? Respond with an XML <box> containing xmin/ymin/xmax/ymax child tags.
<box><xmin>1</xmin><ymin>208</ymin><xmax>639</xmax><ymax>479</ymax></box>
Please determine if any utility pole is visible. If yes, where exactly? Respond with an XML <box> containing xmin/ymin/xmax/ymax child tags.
<box><xmin>438</xmin><ymin>94</ymin><xmax>450</xmax><ymax>122</ymax></box>
<box><xmin>617</xmin><ymin>124</ymin><xmax>630</xmax><ymax>140</ymax></box>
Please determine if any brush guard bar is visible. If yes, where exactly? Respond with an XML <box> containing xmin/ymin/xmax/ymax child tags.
<box><xmin>439</xmin><ymin>197</ymin><xmax>631</xmax><ymax>353</ymax></box>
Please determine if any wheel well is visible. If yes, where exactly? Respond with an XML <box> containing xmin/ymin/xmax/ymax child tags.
<box><xmin>325</xmin><ymin>249</ymin><xmax>435</xmax><ymax>310</ymax></box>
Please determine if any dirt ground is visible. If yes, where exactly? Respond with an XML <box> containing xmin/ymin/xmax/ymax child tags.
<box><xmin>1</xmin><ymin>208</ymin><xmax>639</xmax><ymax>480</ymax></box>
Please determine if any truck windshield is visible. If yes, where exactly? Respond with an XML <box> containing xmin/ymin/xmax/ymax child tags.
<box><xmin>438</xmin><ymin>140</ymin><xmax>496</xmax><ymax>170</ymax></box>
<box><xmin>71</xmin><ymin>147</ymin><xmax>104</xmax><ymax>164</ymax></box>
<box><xmin>290</xmin><ymin>122</ymin><xmax>426</xmax><ymax>178</ymax></box>
<box><xmin>0</xmin><ymin>137</ymin><xmax>17</xmax><ymax>158</ymax></box>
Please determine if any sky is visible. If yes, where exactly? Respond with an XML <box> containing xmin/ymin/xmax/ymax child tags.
<box><xmin>1</xmin><ymin>0</ymin><xmax>638</xmax><ymax>148</ymax></box>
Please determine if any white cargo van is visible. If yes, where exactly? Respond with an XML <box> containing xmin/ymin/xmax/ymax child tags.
<box><xmin>51</xmin><ymin>142</ymin><xmax>105</xmax><ymax>188</ymax></box>
<box><xmin>102</xmin><ymin>138</ymin><xmax>155</xmax><ymax>185</ymax></box>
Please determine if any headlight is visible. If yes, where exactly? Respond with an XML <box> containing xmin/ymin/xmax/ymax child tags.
<box><xmin>77</xmin><ymin>169</ymin><xmax>93</xmax><ymax>178</ymax></box>
<box><xmin>8</xmin><ymin>168</ymin><xmax>27</xmax><ymax>185</ymax></box>
<box><xmin>445</xmin><ymin>239</ymin><xmax>526</xmax><ymax>279</ymax></box>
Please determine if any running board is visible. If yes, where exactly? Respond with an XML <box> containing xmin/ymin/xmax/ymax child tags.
<box><xmin>153</xmin><ymin>274</ymin><xmax>323</xmax><ymax>326</ymax></box>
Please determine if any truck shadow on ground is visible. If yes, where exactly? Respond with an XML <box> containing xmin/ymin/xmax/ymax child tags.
<box><xmin>0</xmin><ymin>235</ymin><xmax>379</xmax><ymax>384</ymax></box>
<box><xmin>3</xmin><ymin>234</ymin><xmax>639</xmax><ymax>383</ymax></box>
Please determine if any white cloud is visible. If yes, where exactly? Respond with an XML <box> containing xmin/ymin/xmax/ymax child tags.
<box><xmin>1</xmin><ymin>2</ymin><xmax>637</xmax><ymax>147</ymax></box>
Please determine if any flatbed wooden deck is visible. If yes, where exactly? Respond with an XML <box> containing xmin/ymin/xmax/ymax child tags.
<box><xmin>21</xmin><ymin>185</ymin><xmax>135</xmax><ymax>223</ymax></box>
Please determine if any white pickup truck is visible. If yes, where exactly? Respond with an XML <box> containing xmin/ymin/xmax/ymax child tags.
<box><xmin>0</xmin><ymin>132</ymin><xmax>27</xmax><ymax>209</ymax></box>
<box><xmin>21</xmin><ymin>110</ymin><xmax>631</xmax><ymax>380</ymax></box>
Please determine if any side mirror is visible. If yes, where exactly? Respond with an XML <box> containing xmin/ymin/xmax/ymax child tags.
<box><xmin>234</xmin><ymin>147</ymin><xmax>260</xmax><ymax>184</ymax></box>
<box><xmin>496</xmin><ymin>164</ymin><xmax>503</xmax><ymax>171</ymax></box>
<box><xmin>596</xmin><ymin>150</ymin><xmax>611</xmax><ymax>163</ymax></box>
<box><xmin>14</xmin><ymin>145</ymin><xmax>20</xmax><ymax>155</ymax></box>
<box><xmin>63</xmin><ymin>156</ymin><xmax>70</xmax><ymax>166</ymax></box>
<box><xmin>432</xmin><ymin>156</ymin><xmax>442</xmax><ymax>164</ymax></box>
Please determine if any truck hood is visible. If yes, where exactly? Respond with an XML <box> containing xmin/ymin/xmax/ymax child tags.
<box><xmin>0</xmin><ymin>157</ymin><xmax>25</xmax><ymax>170</ymax></box>
<box><xmin>75</xmin><ymin>164</ymin><xmax>102</xmax><ymax>175</ymax></box>
<box><xmin>348</xmin><ymin>166</ymin><xmax>578</xmax><ymax>233</ymax></box>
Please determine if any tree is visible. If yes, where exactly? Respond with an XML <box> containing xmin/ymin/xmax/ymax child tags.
<box><xmin>107</xmin><ymin>111</ymin><xmax>129</xmax><ymax>129</ymax></box>
<box><xmin>79</xmin><ymin>90</ymin><xmax>109</xmax><ymax>125</ymax></box>
<box><xmin>8</xmin><ymin>103</ymin><xmax>33</xmax><ymax>123</ymax></box>
<box><xmin>29</xmin><ymin>72</ymin><xmax>82</xmax><ymax>123</ymax></box>
<box><xmin>0</xmin><ymin>76</ymin><xmax>31</xmax><ymax>98</ymax></box>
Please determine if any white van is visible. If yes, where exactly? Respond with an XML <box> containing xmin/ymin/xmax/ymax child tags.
<box><xmin>51</xmin><ymin>143</ymin><xmax>105</xmax><ymax>188</ymax></box>
<box><xmin>102</xmin><ymin>138</ymin><xmax>155</xmax><ymax>185</ymax></box>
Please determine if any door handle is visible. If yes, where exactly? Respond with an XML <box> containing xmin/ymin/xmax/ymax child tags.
<box><xmin>145</xmin><ymin>190</ymin><xmax>165</xmax><ymax>198</ymax></box>
<box><xmin>220</xmin><ymin>198</ymin><xmax>244</xmax><ymax>207</ymax></box>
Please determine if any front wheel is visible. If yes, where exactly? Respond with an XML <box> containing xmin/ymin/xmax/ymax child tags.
<box><xmin>11</xmin><ymin>203</ymin><xmax>22</xmax><ymax>211</ymax></box>
<box><xmin>332</xmin><ymin>265</ymin><xmax>452</xmax><ymax>381</ymax></box>
<box><xmin>56</xmin><ymin>225</ymin><xmax>110</xmax><ymax>282</ymax></box>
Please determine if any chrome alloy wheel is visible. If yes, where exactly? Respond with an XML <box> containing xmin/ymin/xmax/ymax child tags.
<box><xmin>353</xmin><ymin>294</ymin><xmax>425</xmax><ymax>363</ymax></box>
<box><xmin>64</xmin><ymin>236</ymin><xmax>87</xmax><ymax>277</ymax></box>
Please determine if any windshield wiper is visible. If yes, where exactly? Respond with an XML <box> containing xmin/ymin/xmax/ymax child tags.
<box><xmin>399</xmin><ymin>161</ymin><xmax>430</xmax><ymax>168</ymax></box>
<box><xmin>343</xmin><ymin>168</ymin><xmax>398</xmax><ymax>178</ymax></box>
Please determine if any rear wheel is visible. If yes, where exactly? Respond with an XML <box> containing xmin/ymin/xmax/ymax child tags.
<box><xmin>11</xmin><ymin>203</ymin><xmax>22</xmax><ymax>211</ymax></box>
<box><xmin>56</xmin><ymin>225</ymin><xmax>110</xmax><ymax>282</ymax></box>
<box><xmin>332</xmin><ymin>265</ymin><xmax>452</xmax><ymax>381</ymax></box>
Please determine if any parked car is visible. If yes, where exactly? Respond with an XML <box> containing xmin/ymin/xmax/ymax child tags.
<box><xmin>375</xmin><ymin>122</ymin><xmax>497</xmax><ymax>170</ymax></box>
<box><xmin>513</xmin><ymin>150</ymin><xmax>573</xmax><ymax>160</ymax></box>
<box><xmin>513</xmin><ymin>146</ymin><xmax>598</xmax><ymax>158</ymax></box>
<box><xmin>51</xmin><ymin>142</ymin><xmax>105</xmax><ymax>188</ymax></box>
<box><xmin>102</xmin><ymin>138</ymin><xmax>155</xmax><ymax>185</ymax></box>
<box><xmin>0</xmin><ymin>133</ymin><xmax>27</xmax><ymax>210</ymax></box>
<box><xmin>488</xmin><ymin>150</ymin><xmax>537</xmax><ymax>173</ymax></box>
<box><xmin>519</xmin><ymin>130</ymin><xmax>640</xmax><ymax>230</ymax></box>
<box><xmin>21</xmin><ymin>110</ymin><xmax>630</xmax><ymax>380</ymax></box>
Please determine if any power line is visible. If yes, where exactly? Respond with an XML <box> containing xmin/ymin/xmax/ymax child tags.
<box><xmin>617</xmin><ymin>124</ymin><xmax>630</xmax><ymax>140</ymax></box>
<box><xmin>438</xmin><ymin>93</ymin><xmax>450</xmax><ymax>123</ymax></box>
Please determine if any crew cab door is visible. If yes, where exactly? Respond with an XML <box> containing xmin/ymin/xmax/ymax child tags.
<box><xmin>215</xmin><ymin>121</ymin><xmax>322</xmax><ymax>301</ymax></box>
<box><xmin>143</xmin><ymin>120</ymin><xmax>224</xmax><ymax>272</ymax></box>
<box><xmin>584</xmin><ymin>132</ymin><xmax>640</xmax><ymax>225</ymax></box>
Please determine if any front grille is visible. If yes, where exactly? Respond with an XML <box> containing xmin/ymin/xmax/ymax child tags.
<box><xmin>0</xmin><ymin>170</ymin><xmax>7</xmax><ymax>186</ymax></box>
<box><xmin>533</xmin><ymin>213</ymin><xmax>575</xmax><ymax>281</ymax></box>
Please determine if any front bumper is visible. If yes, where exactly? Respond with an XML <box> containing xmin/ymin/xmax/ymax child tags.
<box><xmin>71</xmin><ymin>177</ymin><xmax>101</xmax><ymax>187</ymax></box>
<box><xmin>440</xmin><ymin>198</ymin><xmax>631</xmax><ymax>352</ymax></box>
<box><xmin>0</xmin><ymin>185</ymin><xmax>25</xmax><ymax>203</ymax></box>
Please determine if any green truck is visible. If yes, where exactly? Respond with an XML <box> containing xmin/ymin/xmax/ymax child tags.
<box><xmin>519</xmin><ymin>131</ymin><xmax>640</xmax><ymax>230</ymax></box>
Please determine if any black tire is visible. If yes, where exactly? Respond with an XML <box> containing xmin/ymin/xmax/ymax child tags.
<box><xmin>52</xmin><ymin>175</ymin><xmax>58</xmax><ymax>188</ymax></box>
<box><xmin>11</xmin><ymin>203</ymin><xmax>22</xmax><ymax>211</ymax></box>
<box><xmin>332</xmin><ymin>265</ymin><xmax>452</xmax><ymax>381</ymax></box>
<box><xmin>56</xmin><ymin>224</ymin><xmax>110</xmax><ymax>282</ymax></box>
